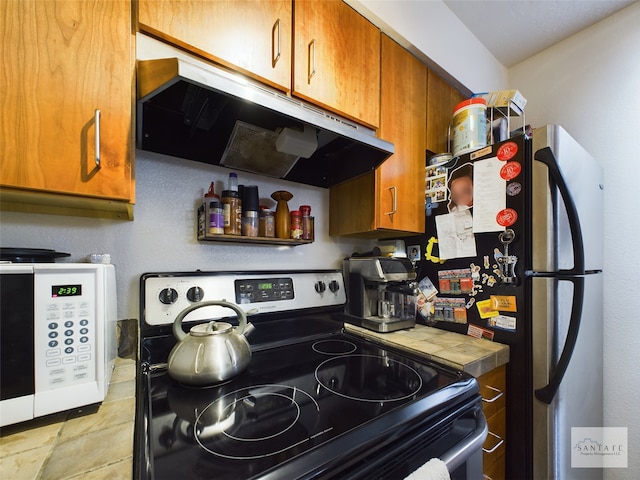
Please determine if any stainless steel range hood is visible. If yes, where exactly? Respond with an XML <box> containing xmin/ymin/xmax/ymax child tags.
<box><xmin>136</xmin><ymin>56</ymin><xmax>394</xmax><ymax>188</ymax></box>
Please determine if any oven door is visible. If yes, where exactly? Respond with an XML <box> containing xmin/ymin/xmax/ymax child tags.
<box><xmin>319</xmin><ymin>397</ymin><xmax>487</xmax><ymax>480</ymax></box>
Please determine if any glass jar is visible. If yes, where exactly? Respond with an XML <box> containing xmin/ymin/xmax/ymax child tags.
<box><xmin>259</xmin><ymin>207</ymin><xmax>275</xmax><ymax>238</ymax></box>
<box><xmin>290</xmin><ymin>210</ymin><xmax>303</xmax><ymax>239</ymax></box>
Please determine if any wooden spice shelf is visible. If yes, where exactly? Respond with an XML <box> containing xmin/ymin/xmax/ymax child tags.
<box><xmin>198</xmin><ymin>234</ymin><xmax>313</xmax><ymax>246</ymax></box>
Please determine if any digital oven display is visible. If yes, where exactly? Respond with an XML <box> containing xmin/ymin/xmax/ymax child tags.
<box><xmin>235</xmin><ymin>278</ymin><xmax>294</xmax><ymax>303</ymax></box>
<box><xmin>52</xmin><ymin>284</ymin><xmax>82</xmax><ymax>297</ymax></box>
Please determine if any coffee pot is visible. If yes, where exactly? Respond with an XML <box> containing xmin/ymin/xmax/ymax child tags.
<box><xmin>167</xmin><ymin>300</ymin><xmax>254</xmax><ymax>386</ymax></box>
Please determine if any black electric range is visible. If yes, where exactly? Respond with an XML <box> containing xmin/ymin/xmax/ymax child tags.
<box><xmin>135</xmin><ymin>270</ymin><xmax>486</xmax><ymax>480</ymax></box>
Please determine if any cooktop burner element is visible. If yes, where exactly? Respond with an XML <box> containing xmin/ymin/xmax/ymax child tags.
<box><xmin>311</xmin><ymin>339</ymin><xmax>357</xmax><ymax>355</ymax></box>
<box><xmin>136</xmin><ymin>271</ymin><xmax>486</xmax><ymax>480</ymax></box>
<box><xmin>315</xmin><ymin>354</ymin><xmax>423</xmax><ymax>403</ymax></box>
<box><xmin>195</xmin><ymin>384</ymin><xmax>321</xmax><ymax>460</ymax></box>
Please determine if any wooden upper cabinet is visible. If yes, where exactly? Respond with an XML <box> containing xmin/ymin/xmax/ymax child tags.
<box><xmin>137</xmin><ymin>0</ymin><xmax>292</xmax><ymax>91</ymax></box>
<box><xmin>293</xmin><ymin>0</ymin><xmax>380</xmax><ymax>128</ymax></box>
<box><xmin>0</xmin><ymin>0</ymin><xmax>133</xmax><ymax>213</ymax></box>
<box><xmin>426</xmin><ymin>68</ymin><xmax>467</xmax><ymax>154</ymax></box>
<box><xmin>376</xmin><ymin>35</ymin><xmax>426</xmax><ymax>233</ymax></box>
<box><xmin>329</xmin><ymin>35</ymin><xmax>425</xmax><ymax>237</ymax></box>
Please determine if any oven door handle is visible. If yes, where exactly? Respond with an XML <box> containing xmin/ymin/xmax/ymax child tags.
<box><xmin>439</xmin><ymin>407</ymin><xmax>488</xmax><ymax>473</ymax></box>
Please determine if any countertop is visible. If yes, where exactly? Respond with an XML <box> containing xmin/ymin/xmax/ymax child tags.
<box><xmin>344</xmin><ymin>323</ymin><xmax>509</xmax><ymax>377</ymax></box>
<box><xmin>0</xmin><ymin>355</ymin><xmax>136</xmax><ymax>480</ymax></box>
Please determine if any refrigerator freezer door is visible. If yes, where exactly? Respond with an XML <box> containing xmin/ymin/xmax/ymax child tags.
<box><xmin>532</xmin><ymin>126</ymin><xmax>604</xmax><ymax>272</ymax></box>
<box><xmin>532</xmin><ymin>274</ymin><xmax>603</xmax><ymax>480</ymax></box>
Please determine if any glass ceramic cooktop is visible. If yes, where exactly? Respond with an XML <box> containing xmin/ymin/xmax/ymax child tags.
<box><xmin>142</xmin><ymin>333</ymin><xmax>466</xmax><ymax>480</ymax></box>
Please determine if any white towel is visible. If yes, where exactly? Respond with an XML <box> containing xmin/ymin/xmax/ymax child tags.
<box><xmin>403</xmin><ymin>458</ymin><xmax>450</xmax><ymax>480</ymax></box>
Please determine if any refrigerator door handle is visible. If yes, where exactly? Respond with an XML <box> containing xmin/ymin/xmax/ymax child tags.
<box><xmin>534</xmin><ymin>276</ymin><xmax>585</xmax><ymax>404</ymax></box>
<box><xmin>530</xmin><ymin>146</ymin><xmax>585</xmax><ymax>276</ymax></box>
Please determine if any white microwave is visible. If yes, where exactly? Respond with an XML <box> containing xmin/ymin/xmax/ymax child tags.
<box><xmin>0</xmin><ymin>263</ymin><xmax>117</xmax><ymax>427</ymax></box>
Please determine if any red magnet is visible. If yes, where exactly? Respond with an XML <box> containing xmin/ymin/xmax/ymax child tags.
<box><xmin>496</xmin><ymin>208</ymin><xmax>518</xmax><ymax>227</ymax></box>
<box><xmin>500</xmin><ymin>161</ymin><xmax>522</xmax><ymax>180</ymax></box>
<box><xmin>497</xmin><ymin>141</ymin><xmax>518</xmax><ymax>161</ymax></box>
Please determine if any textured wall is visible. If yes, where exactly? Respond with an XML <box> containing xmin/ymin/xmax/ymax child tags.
<box><xmin>509</xmin><ymin>3</ymin><xmax>640</xmax><ymax>478</ymax></box>
<box><xmin>0</xmin><ymin>152</ymin><xmax>372</xmax><ymax>319</ymax></box>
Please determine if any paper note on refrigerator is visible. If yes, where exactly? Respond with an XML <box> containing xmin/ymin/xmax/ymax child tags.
<box><xmin>435</xmin><ymin>210</ymin><xmax>477</xmax><ymax>260</ymax></box>
<box><xmin>472</xmin><ymin>156</ymin><xmax>506</xmax><ymax>232</ymax></box>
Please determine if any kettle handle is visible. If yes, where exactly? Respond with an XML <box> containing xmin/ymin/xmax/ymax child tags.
<box><xmin>173</xmin><ymin>300</ymin><xmax>249</xmax><ymax>341</ymax></box>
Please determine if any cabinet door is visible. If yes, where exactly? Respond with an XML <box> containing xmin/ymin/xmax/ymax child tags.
<box><xmin>426</xmin><ymin>68</ymin><xmax>467</xmax><ymax>154</ymax></box>
<box><xmin>293</xmin><ymin>0</ymin><xmax>380</xmax><ymax>128</ymax></box>
<box><xmin>375</xmin><ymin>35</ymin><xmax>426</xmax><ymax>233</ymax></box>
<box><xmin>329</xmin><ymin>36</ymin><xmax>425</xmax><ymax>237</ymax></box>
<box><xmin>1</xmin><ymin>0</ymin><xmax>132</xmax><ymax>202</ymax></box>
<box><xmin>138</xmin><ymin>0</ymin><xmax>292</xmax><ymax>91</ymax></box>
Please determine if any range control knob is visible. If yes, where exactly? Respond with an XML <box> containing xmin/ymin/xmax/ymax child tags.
<box><xmin>314</xmin><ymin>281</ymin><xmax>326</xmax><ymax>294</ymax></box>
<box><xmin>186</xmin><ymin>286</ymin><xmax>205</xmax><ymax>302</ymax></box>
<box><xmin>158</xmin><ymin>288</ymin><xmax>178</xmax><ymax>305</ymax></box>
<box><xmin>328</xmin><ymin>280</ymin><xmax>340</xmax><ymax>293</ymax></box>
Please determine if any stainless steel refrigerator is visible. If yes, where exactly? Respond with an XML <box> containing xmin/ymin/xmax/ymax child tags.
<box><xmin>410</xmin><ymin>125</ymin><xmax>603</xmax><ymax>479</ymax></box>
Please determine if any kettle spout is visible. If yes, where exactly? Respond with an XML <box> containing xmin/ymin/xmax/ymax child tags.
<box><xmin>243</xmin><ymin>322</ymin><xmax>256</xmax><ymax>337</ymax></box>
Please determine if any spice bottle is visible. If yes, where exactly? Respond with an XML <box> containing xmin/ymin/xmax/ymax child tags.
<box><xmin>203</xmin><ymin>182</ymin><xmax>223</xmax><ymax>235</ymax></box>
<box><xmin>222</xmin><ymin>190</ymin><xmax>241</xmax><ymax>235</ymax></box>
<box><xmin>259</xmin><ymin>206</ymin><xmax>275</xmax><ymax>238</ymax></box>
<box><xmin>241</xmin><ymin>185</ymin><xmax>259</xmax><ymax>237</ymax></box>
<box><xmin>300</xmin><ymin>205</ymin><xmax>313</xmax><ymax>241</ymax></box>
<box><xmin>290</xmin><ymin>210</ymin><xmax>303</xmax><ymax>239</ymax></box>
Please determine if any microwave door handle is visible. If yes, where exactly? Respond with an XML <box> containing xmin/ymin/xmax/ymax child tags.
<box><xmin>530</xmin><ymin>146</ymin><xmax>585</xmax><ymax>276</ymax></box>
<box><xmin>534</xmin><ymin>276</ymin><xmax>584</xmax><ymax>405</ymax></box>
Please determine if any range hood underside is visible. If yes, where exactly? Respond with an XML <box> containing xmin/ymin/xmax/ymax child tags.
<box><xmin>137</xmin><ymin>59</ymin><xmax>393</xmax><ymax>188</ymax></box>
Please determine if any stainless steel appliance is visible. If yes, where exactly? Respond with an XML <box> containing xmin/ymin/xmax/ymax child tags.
<box><xmin>344</xmin><ymin>257</ymin><xmax>419</xmax><ymax>333</ymax></box>
<box><xmin>409</xmin><ymin>125</ymin><xmax>604</xmax><ymax>479</ymax></box>
<box><xmin>136</xmin><ymin>34</ymin><xmax>393</xmax><ymax>188</ymax></box>
<box><xmin>0</xmin><ymin>263</ymin><xmax>117</xmax><ymax>427</ymax></box>
<box><xmin>135</xmin><ymin>270</ymin><xmax>487</xmax><ymax>479</ymax></box>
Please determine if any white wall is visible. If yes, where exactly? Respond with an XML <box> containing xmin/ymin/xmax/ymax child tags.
<box><xmin>349</xmin><ymin>0</ymin><xmax>508</xmax><ymax>92</ymax></box>
<box><xmin>509</xmin><ymin>3</ymin><xmax>640</xmax><ymax>478</ymax></box>
<box><xmin>0</xmin><ymin>152</ymin><xmax>371</xmax><ymax>319</ymax></box>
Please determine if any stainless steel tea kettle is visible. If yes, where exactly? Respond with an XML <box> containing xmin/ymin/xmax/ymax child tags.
<box><xmin>167</xmin><ymin>300</ymin><xmax>254</xmax><ymax>386</ymax></box>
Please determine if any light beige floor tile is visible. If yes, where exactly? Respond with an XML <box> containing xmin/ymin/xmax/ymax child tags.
<box><xmin>59</xmin><ymin>397</ymin><xmax>135</xmax><ymax>440</ymax></box>
<box><xmin>0</xmin><ymin>444</ymin><xmax>50</xmax><ymax>480</ymax></box>
<box><xmin>40</xmin><ymin>422</ymin><xmax>133</xmax><ymax>480</ymax></box>
<box><xmin>66</xmin><ymin>457</ymin><xmax>133</xmax><ymax>480</ymax></box>
<box><xmin>0</xmin><ymin>418</ymin><xmax>64</xmax><ymax>458</ymax></box>
<box><xmin>104</xmin><ymin>378</ymin><xmax>136</xmax><ymax>404</ymax></box>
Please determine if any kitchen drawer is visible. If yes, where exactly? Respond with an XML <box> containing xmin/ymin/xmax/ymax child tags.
<box><xmin>483</xmin><ymin>409</ymin><xmax>506</xmax><ymax>473</ymax></box>
<box><xmin>478</xmin><ymin>365</ymin><xmax>506</xmax><ymax>419</ymax></box>
<box><xmin>483</xmin><ymin>452</ymin><xmax>505</xmax><ymax>480</ymax></box>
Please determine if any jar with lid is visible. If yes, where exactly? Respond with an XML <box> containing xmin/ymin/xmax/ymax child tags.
<box><xmin>259</xmin><ymin>206</ymin><xmax>275</xmax><ymax>238</ymax></box>
<box><xmin>290</xmin><ymin>210</ymin><xmax>303</xmax><ymax>239</ymax></box>
<box><xmin>299</xmin><ymin>205</ymin><xmax>313</xmax><ymax>241</ymax></box>
<box><xmin>222</xmin><ymin>190</ymin><xmax>241</xmax><ymax>235</ymax></box>
<box><xmin>208</xmin><ymin>200</ymin><xmax>224</xmax><ymax>235</ymax></box>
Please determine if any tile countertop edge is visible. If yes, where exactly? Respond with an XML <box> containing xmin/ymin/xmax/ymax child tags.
<box><xmin>344</xmin><ymin>323</ymin><xmax>509</xmax><ymax>377</ymax></box>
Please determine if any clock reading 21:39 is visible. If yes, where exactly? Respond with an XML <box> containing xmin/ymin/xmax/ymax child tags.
<box><xmin>51</xmin><ymin>285</ymin><xmax>82</xmax><ymax>297</ymax></box>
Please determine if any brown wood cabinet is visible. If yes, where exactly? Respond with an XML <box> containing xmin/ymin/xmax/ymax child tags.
<box><xmin>293</xmin><ymin>0</ymin><xmax>380</xmax><ymax>128</ymax></box>
<box><xmin>137</xmin><ymin>0</ymin><xmax>292</xmax><ymax>91</ymax></box>
<box><xmin>426</xmin><ymin>68</ymin><xmax>467</xmax><ymax>155</ymax></box>
<box><xmin>478</xmin><ymin>365</ymin><xmax>507</xmax><ymax>480</ymax></box>
<box><xmin>329</xmin><ymin>35</ymin><xmax>425</xmax><ymax>237</ymax></box>
<box><xmin>0</xmin><ymin>0</ymin><xmax>133</xmax><ymax>219</ymax></box>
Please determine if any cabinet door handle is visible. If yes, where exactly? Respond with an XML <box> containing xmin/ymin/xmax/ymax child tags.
<box><xmin>272</xmin><ymin>18</ymin><xmax>281</xmax><ymax>67</ymax></box>
<box><xmin>384</xmin><ymin>186</ymin><xmax>397</xmax><ymax>216</ymax></box>
<box><xmin>94</xmin><ymin>109</ymin><xmax>101</xmax><ymax>168</ymax></box>
<box><xmin>481</xmin><ymin>385</ymin><xmax>504</xmax><ymax>403</ymax></box>
<box><xmin>308</xmin><ymin>39</ymin><xmax>316</xmax><ymax>83</ymax></box>
<box><xmin>482</xmin><ymin>431</ymin><xmax>504</xmax><ymax>454</ymax></box>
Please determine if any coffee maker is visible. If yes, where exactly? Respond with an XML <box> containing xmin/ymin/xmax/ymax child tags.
<box><xmin>345</xmin><ymin>257</ymin><xmax>418</xmax><ymax>333</ymax></box>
